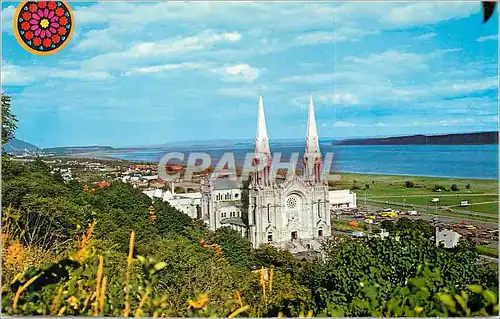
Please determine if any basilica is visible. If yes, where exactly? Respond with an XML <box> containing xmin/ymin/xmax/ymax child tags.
<box><xmin>198</xmin><ymin>95</ymin><xmax>356</xmax><ymax>253</ymax></box>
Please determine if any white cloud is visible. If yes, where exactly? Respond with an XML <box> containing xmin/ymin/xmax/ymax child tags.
<box><xmin>318</xmin><ymin>93</ymin><xmax>361</xmax><ymax>105</ymax></box>
<box><xmin>398</xmin><ymin>118</ymin><xmax>476</xmax><ymax>127</ymax></box>
<box><xmin>389</xmin><ymin>76</ymin><xmax>498</xmax><ymax>102</ymax></box>
<box><xmin>1</xmin><ymin>64</ymin><xmax>34</xmax><ymax>86</ymax></box>
<box><xmin>123</xmin><ymin>62</ymin><xmax>212</xmax><ymax>76</ymax></box>
<box><xmin>280</xmin><ymin>73</ymin><xmax>336</xmax><ymax>84</ymax></box>
<box><xmin>343</xmin><ymin>50</ymin><xmax>428</xmax><ymax>73</ymax></box>
<box><xmin>74</xmin><ymin>28</ymin><xmax>124</xmax><ymax>52</ymax></box>
<box><xmin>442</xmin><ymin>76</ymin><xmax>498</xmax><ymax>95</ymax></box>
<box><xmin>295</xmin><ymin>27</ymin><xmax>379</xmax><ymax>45</ymax></box>
<box><xmin>80</xmin><ymin>31</ymin><xmax>242</xmax><ymax>72</ymax></box>
<box><xmin>1</xmin><ymin>63</ymin><xmax>114</xmax><ymax>86</ymax></box>
<box><xmin>333</xmin><ymin>121</ymin><xmax>357</xmax><ymax>127</ymax></box>
<box><xmin>70</xmin><ymin>1</ymin><xmax>479</xmax><ymax>59</ymax></box>
<box><xmin>213</xmin><ymin>64</ymin><xmax>261</xmax><ymax>83</ymax></box>
<box><xmin>216</xmin><ymin>87</ymin><xmax>258</xmax><ymax>98</ymax></box>
<box><xmin>387</xmin><ymin>2</ymin><xmax>478</xmax><ymax>26</ymax></box>
<box><xmin>477</xmin><ymin>34</ymin><xmax>499</xmax><ymax>42</ymax></box>
<box><xmin>1</xmin><ymin>5</ymin><xmax>15</xmax><ymax>34</ymax></box>
<box><xmin>415</xmin><ymin>32</ymin><xmax>437</xmax><ymax>40</ymax></box>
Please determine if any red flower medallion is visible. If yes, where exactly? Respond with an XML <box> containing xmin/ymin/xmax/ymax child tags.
<box><xmin>13</xmin><ymin>1</ymin><xmax>74</xmax><ymax>55</ymax></box>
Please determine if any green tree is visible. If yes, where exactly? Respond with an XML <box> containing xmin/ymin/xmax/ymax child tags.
<box><xmin>1</xmin><ymin>94</ymin><xmax>18</xmax><ymax>149</ymax></box>
<box><xmin>174</xmin><ymin>186</ymin><xmax>186</xmax><ymax>193</ymax></box>
<box><xmin>211</xmin><ymin>226</ymin><xmax>253</xmax><ymax>268</ymax></box>
<box><xmin>404</xmin><ymin>180</ymin><xmax>414</xmax><ymax>188</ymax></box>
<box><xmin>451</xmin><ymin>184</ymin><xmax>459</xmax><ymax>191</ymax></box>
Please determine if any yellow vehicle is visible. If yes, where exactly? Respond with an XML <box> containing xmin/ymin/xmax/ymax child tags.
<box><xmin>466</xmin><ymin>225</ymin><xmax>477</xmax><ymax>230</ymax></box>
<box><xmin>388</xmin><ymin>212</ymin><xmax>399</xmax><ymax>218</ymax></box>
<box><xmin>381</xmin><ymin>211</ymin><xmax>398</xmax><ymax>218</ymax></box>
<box><xmin>367</xmin><ymin>215</ymin><xmax>376</xmax><ymax>220</ymax></box>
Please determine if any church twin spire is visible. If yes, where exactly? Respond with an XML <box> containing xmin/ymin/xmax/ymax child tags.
<box><xmin>255</xmin><ymin>94</ymin><xmax>321</xmax><ymax>155</ymax></box>
<box><xmin>253</xmin><ymin>94</ymin><xmax>323</xmax><ymax>185</ymax></box>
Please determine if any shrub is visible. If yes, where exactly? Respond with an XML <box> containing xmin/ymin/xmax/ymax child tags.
<box><xmin>451</xmin><ymin>184</ymin><xmax>459</xmax><ymax>191</ymax></box>
<box><xmin>404</xmin><ymin>181</ymin><xmax>414</xmax><ymax>188</ymax></box>
<box><xmin>433</xmin><ymin>185</ymin><xmax>447</xmax><ymax>192</ymax></box>
<box><xmin>174</xmin><ymin>186</ymin><xmax>185</xmax><ymax>193</ymax></box>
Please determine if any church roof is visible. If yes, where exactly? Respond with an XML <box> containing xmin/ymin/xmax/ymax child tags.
<box><xmin>220</xmin><ymin>217</ymin><xmax>246</xmax><ymax>227</ymax></box>
<box><xmin>212</xmin><ymin>179</ymin><xmax>241</xmax><ymax>190</ymax></box>
<box><xmin>218</xmin><ymin>201</ymin><xmax>240</xmax><ymax>207</ymax></box>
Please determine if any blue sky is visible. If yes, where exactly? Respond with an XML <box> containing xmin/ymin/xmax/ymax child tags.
<box><xmin>2</xmin><ymin>1</ymin><xmax>498</xmax><ymax>148</ymax></box>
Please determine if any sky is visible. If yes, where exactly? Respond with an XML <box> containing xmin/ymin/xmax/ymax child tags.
<box><xmin>1</xmin><ymin>1</ymin><xmax>498</xmax><ymax>148</ymax></box>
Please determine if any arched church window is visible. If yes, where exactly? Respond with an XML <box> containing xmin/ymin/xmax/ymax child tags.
<box><xmin>267</xmin><ymin>203</ymin><xmax>271</xmax><ymax>223</ymax></box>
<box><xmin>318</xmin><ymin>200</ymin><xmax>321</xmax><ymax>219</ymax></box>
<box><xmin>267</xmin><ymin>232</ymin><xmax>273</xmax><ymax>242</ymax></box>
<box><xmin>196</xmin><ymin>205</ymin><xmax>201</xmax><ymax>219</ymax></box>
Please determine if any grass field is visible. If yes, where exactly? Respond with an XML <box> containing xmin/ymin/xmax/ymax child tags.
<box><xmin>476</xmin><ymin>245</ymin><xmax>499</xmax><ymax>258</ymax></box>
<box><xmin>329</xmin><ymin>172</ymin><xmax>498</xmax><ymax>220</ymax></box>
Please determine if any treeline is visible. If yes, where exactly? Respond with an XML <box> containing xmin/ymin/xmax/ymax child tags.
<box><xmin>1</xmin><ymin>156</ymin><xmax>498</xmax><ymax>317</ymax></box>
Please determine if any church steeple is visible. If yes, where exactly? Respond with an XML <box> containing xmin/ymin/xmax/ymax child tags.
<box><xmin>255</xmin><ymin>94</ymin><xmax>270</xmax><ymax>154</ymax></box>
<box><xmin>252</xmin><ymin>94</ymin><xmax>272</xmax><ymax>187</ymax></box>
<box><xmin>306</xmin><ymin>95</ymin><xmax>320</xmax><ymax>154</ymax></box>
<box><xmin>303</xmin><ymin>95</ymin><xmax>323</xmax><ymax>184</ymax></box>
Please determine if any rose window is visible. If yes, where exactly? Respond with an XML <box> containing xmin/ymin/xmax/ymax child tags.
<box><xmin>286</xmin><ymin>197</ymin><xmax>297</xmax><ymax>209</ymax></box>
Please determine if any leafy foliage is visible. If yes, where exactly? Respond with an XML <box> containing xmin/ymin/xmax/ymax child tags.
<box><xmin>405</xmin><ymin>180</ymin><xmax>415</xmax><ymax>188</ymax></box>
<box><xmin>1</xmin><ymin>157</ymin><xmax>498</xmax><ymax>317</ymax></box>
<box><xmin>1</xmin><ymin>94</ymin><xmax>18</xmax><ymax>146</ymax></box>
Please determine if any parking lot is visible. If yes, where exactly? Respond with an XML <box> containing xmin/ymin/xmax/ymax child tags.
<box><xmin>333</xmin><ymin>206</ymin><xmax>499</xmax><ymax>249</ymax></box>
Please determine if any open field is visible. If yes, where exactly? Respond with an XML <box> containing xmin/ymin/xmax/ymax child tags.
<box><xmin>329</xmin><ymin>172</ymin><xmax>498</xmax><ymax>221</ymax></box>
<box><xmin>477</xmin><ymin>245</ymin><xmax>499</xmax><ymax>258</ymax></box>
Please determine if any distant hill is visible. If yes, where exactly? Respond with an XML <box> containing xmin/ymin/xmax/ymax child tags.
<box><xmin>332</xmin><ymin>131</ymin><xmax>499</xmax><ymax>146</ymax></box>
<box><xmin>4</xmin><ymin>138</ymin><xmax>39</xmax><ymax>154</ymax></box>
<box><xmin>42</xmin><ymin>146</ymin><xmax>114</xmax><ymax>155</ymax></box>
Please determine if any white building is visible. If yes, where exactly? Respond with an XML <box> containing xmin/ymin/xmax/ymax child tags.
<box><xmin>143</xmin><ymin>188</ymin><xmax>202</xmax><ymax>220</ymax></box>
<box><xmin>329</xmin><ymin>190</ymin><xmax>357</xmax><ymax>210</ymax></box>
<box><xmin>146</xmin><ymin>95</ymin><xmax>356</xmax><ymax>253</ymax></box>
<box><xmin>435</xmin><ymin>227</ymin><xmax>461</xmax><ymax>248</ymax></box>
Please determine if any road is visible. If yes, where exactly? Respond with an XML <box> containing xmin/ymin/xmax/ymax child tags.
<box><xmin>368</xmin><ymin>193</ymin><xmax>498</xmax><ymax>198</ymax></box>
<box><xmin>364</xmin><ymin>198</ymin><xmax>497</xmax><ymax>220</ymax></box>
<box><xmin>356</xmin><ymin>202</ymin><xmax>498</xmax><ymax>229</ymax></box>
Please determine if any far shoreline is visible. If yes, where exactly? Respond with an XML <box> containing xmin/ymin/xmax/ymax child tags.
<box><xmin>40</xmin><ymin>153</ymin><xmax>500</xmax><ymax>182</ymax></box>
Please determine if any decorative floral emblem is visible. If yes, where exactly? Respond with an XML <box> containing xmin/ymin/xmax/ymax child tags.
<box><xmin>13</xmin><ymin>1</ymin><xmax>74</xmax><ymax>55</ymax></box>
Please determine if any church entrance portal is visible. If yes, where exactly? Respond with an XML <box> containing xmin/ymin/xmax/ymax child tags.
<box><xmin>268</xmin><ymin>233</ymin><xmax>273</xmax><ymax>242</ymax></box>
<box><xmin>318</xmin><ymin>229</ymin><xmax>323</xmax><ymax>237</ymax></box>
<box><xmin>291</xmin><ymin>231</ymin><xmax>298</xmax><ymax>241</ymax></box>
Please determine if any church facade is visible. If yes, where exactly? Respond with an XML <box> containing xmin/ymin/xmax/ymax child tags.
<box><xmin>247</xmin><ymin>95</ymin><xmax>330</xmax><ymax>250</ymax></box>
<box><xmin>200</xmin><ymin>95</ymin><xmax>337</xmax><ymax>252</ymax></box>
